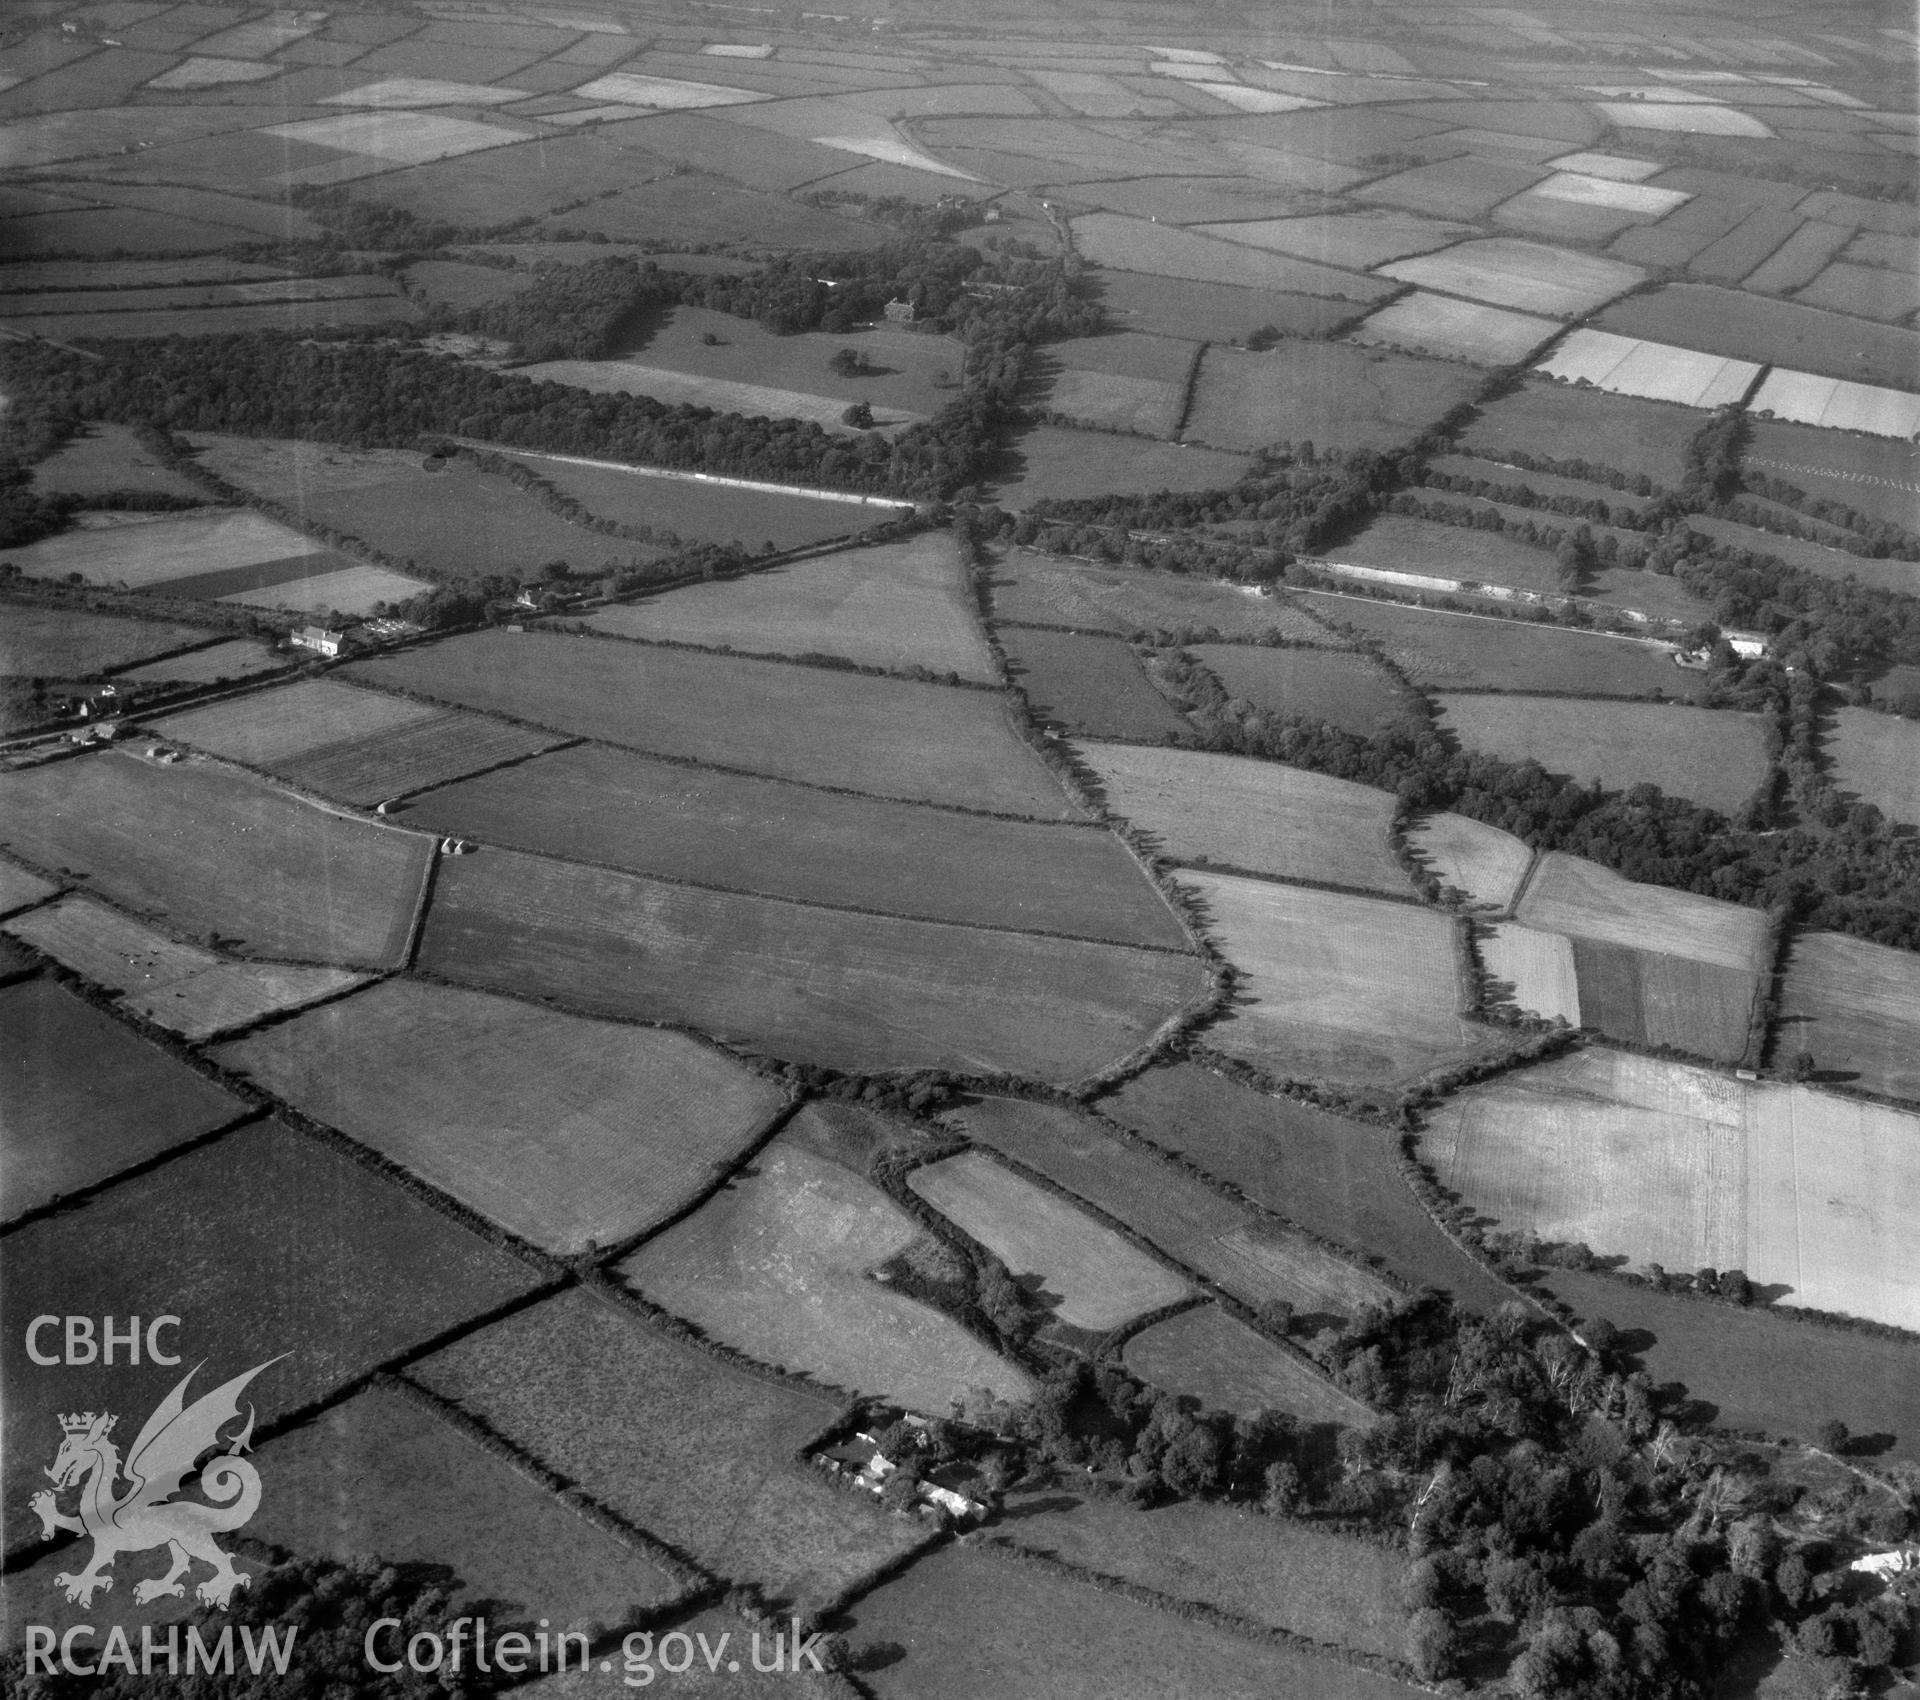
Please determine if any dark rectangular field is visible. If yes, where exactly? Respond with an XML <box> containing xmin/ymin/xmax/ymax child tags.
<box><xmin>1571</xmin><ymin>939</ymin><xmax>1759</xmax><ymax>1065</ymax></box>
<box><xmin>1192</xmin><ymin>642</ymin><xmax>1419</xmax><ymax>739</ymax></box>
<box><xmin>997</xmin><ymin>626</ymin><xmax>1189</xmax><ymax>741</ymax></box>
<box><xmin>275</xmin><ymin>712</ymin><xmax>563</xmax><ymax>807</ymax></box>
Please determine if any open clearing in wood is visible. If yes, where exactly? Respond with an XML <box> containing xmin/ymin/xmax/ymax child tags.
<box><xmin>989</xmin><ymin>553</ymin><xmax>1334</xmax><ymax>642</ymax></box>
<box><xmin>1101</xmin><ymin>1063</ymin><xmax>1520</xmax><ymax>1315</ymax></box>
<box><xmin>1122</xmin><ymin>1305</ymin><xmax>1374</xmax><ymax>1427</ymax></box>
<box><xmin>1181</xmin><ymin>871</ymin><xmax>1498</xmax><ymax>1092</ymax></box>
<box><xmin>909</xmin><ymin>1150</ymin><xmax>1191</xmax><ymax>1331</ymax></box>
<box><xmin>0</xmin><ymin>753</ymin><xmax>430</xmax><ymax>968</ymax></box>
<box><xmin>844</xmin><ymin>1546</ymin><xmax>1423</xmax><ymax>1700</ymax></box>
<box><xmin>29</xmin><ymin>423</ymin><xmax>206</xmax><ymax>500</ymax></box>
<box><xmin>419</xmin><ymin>848</ymin><xmax>1208</xmax><ymax>1086</ymax></box>
<box><xmin>1081</xmin><ymin>743</ymin><xmax>1408</xmax><ymax>896</ymax></box>
<box><xmin>254</xmin><ymin>1384</ymin><xmax>692</xmax><ymax>1627</ymax></box>
<box><xmin>950</xmin><ymin>1096</ymin><xmax>1396</xmax><ymax>1324</ymax></box>
<box><xmin>1827</xmin><ymin>707</ymin><xmax>1920</xmax><ymax>827</ymax></box>
<box><xmin>348</xmin><ymin>631</ymin><xmax>1080</xmax><ymax>818</ymax></box>
<box><xmin>1436</xmin><ymin>696</ymin><xmax>1770</xmax><ymax>817</ymax></box>
<box><xmin>1424</xmin><ymin>1048</ymin><xmax>1920</xmax><ymax>1332</ymax></box>
<box><xmin>1516</xmin><ymin>853</ymin><xmax>1772</xmax><ymax>973</ymax></box>
<box><xmin>586</xmin><ymin>534</ymin><xmax>994</xmax><ymax>681</ymax></box>
<box><xmin>1407</xmin><ymin>813</ymin><xmax>1532</xmax><ymax>911</ymax></box>
<box><xmin>2</xmin><ymin>1119</ymin><xmax>537</xmax><ymax>1529</ymax></box>
<box><xmin>622</xmin><ymin>1139</ymin><xmax>1032</xmax><ymax>1414</ymax></box>
<box><xmin>998</xmin><ymin>627</ymin><xmax>1188</xmax><ymax>741</ymax></box>
<box><xmin>215</xmin><ymin>979</ymin><xmax>785</xmax><ymax>1255</ymax></box>
<box><xmin>405</xmin><ymin>743</ymin><xmax>1186</xmax><ymax>947</ymax></box>
<box><xmin>1192</xmin><ymin>642</ymin><xmax>1416</xmax><ymax>739</ymax></box>
<box><xmin>1776</xmin><ymin>930</ymin><xmax>1920</xmax><ymax>1103</ymax></box>
<box><xmin>994</xmin><ymin>1485</ymin><xmax>1401</xmax><ymax>1659</ymax></box>
<box><xmin>1298</xmin><ymin>593</ymin><xmax>1695</xmax><ymax>698</ymax></box>
<box><xmin>1185</xmin><ymin>342</ymin><xmax>1480</xmax><ymax>455</ymax></box>
<box><xmin>5</xmin><ymin>898</ymin><xmax>365</xmax><ymax>1041</ymax></box>
<box><xmin>411</xmin><ymin>1290</ymin><xmax>924</xmax><ymax>1612</ymax></box>
<box><xmin>0</xmin><ymin>977</ymin><xmax>245</xmax><ymax>1222</ymax></box>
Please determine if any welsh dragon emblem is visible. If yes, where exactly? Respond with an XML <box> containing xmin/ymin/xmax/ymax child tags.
<box><xmin>29</xmin><ymin>1357</ymin><xmax>283</xmax><ymax>1609</ymax></box>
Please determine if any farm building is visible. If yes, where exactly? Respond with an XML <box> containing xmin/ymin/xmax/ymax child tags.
<box><xmin>292</xmin><ymin>626</ymin><xmax>346</xmax><ymax>658</ymax></box>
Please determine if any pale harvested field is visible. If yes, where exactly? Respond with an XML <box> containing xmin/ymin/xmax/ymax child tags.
<box><xmin>420</xmin><ymin>848</ymin><xmax>1209</xmax><ymax>1086</ymax></box>
<box><xmin>1423</xmin><ymin>1048</ymin><xmax>1920</xmax><ymax>1331</ymax></box>
<box><xmin>215</xmin><ymin>978</ymin><xmax>785</xmax><ymax>1255</ymax></box>
<box><xmin>1123</xmin><ymin>1305</ymin><xmax>1374</xmax><ymax>1427</ymax></box>
<box><xmin>622</xmin><ymin>1143</ymin><xmax>1032</xmax><ymax>1413</ymax></box>
<box><xmin>117</xmin><ymin>638</ymin><xmax>283</xmax><ymax>685</ymax></box>
<box><xmin>587</xmin><ymin>534</ymin><xmax>994</xmax><ymax>681</ymax></box>
<box><xmin>348</xmin><ymin>632</ymin><xmax>1081</xmax><ymax>819</ymax></box>
<box><xmin>1406</xmin><ymin>812</ymin><xmax>1532</xmax><ymax>910</ymax></box>
<box><xmin>1379</xmin><ymin>237</ymin><xmax>1646</xmax><ymax>317</ymax></box>
<box><xmin>1180</xmin><ymin>871</ymin><xmax>1498</xmax><ymax>1090</ymax></box>
<box><xmin>1535</xmin><ymin>329</ymin><xmax>1759</xmax><ymax>410</ymax></box>
<box><xmin>216</xmin><ymin>561</ymin><xmax>432</xmax><ymax>618</ymax></box>
<box><xmin>1777</xmin><ymin>930</ymin><xmax>1920</xmax><ymax>1102</ymax></box>
<box><xmin>3</xmin><ymin>510</ymin><xmax>326</xmax><ymax>589</ymax></box>
<box><xmin>0</xmin><ymin>604</ymin><xmax>210</xmax><ymax>679</ymax></box>
<box><xmin>1352</xmin><ymin>291</ymin><xmax>1558</xmax><ymax>366</ymax></box>
<box><xmin>1436</xmin><ymin>695</ymin><xmax>1771</xmax><ymax>817</ymax></box>
<box><xmin>988</xmin><ymin>553</ymin><xmax>1335</xmax><ymax>642</ymax></box>
<box><xmin>1827</xmin><ymin>707</ymin><xmax>1920</xmax><ymax>827</ymax></box>
<box><xmin>1516</xmin><ymin>852</ymin><xmax>1771</xmax><ymax>973</ymax></box>
<box><xmin>1480</xmin><ymin>922</ymin><xmax>1580</xmax><ymax>1025</ymax></box>
<box><xmin>412</xmin><ymin>1292</ymin><xmax>924</xmax><ymax>1613</ymax></box>
<box><xmin>1080</xmin><ymin>743</ymin><xmax>1409</xmax><ymax>896</ymax></box>
<box><xmin>0</xmin><ymin>754</ymin><xmax>429</xmax><ymax>968</ymax></box>
<box><xmin>909</xmin><ymin>1151</ymin><xmax>1191</xmax><ymax>1331</ymax></box>
<box><xmin>952</xmin><ymin>1095</ymin><xmax>1395</xmax><ymax>1322</ymax></box>
<box><xmin>155</xmin><ymin>679</ymin><xmax>439</xmax><ymax>767</ymax></box>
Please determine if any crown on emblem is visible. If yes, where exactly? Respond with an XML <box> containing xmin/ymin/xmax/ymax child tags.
<box><xmin>60</xmin><ymin>1412</ymin><xmax>101</xmax><ymax>1434</ymax></box>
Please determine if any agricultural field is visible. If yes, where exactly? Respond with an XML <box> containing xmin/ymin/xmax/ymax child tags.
<box><xmin>1407</xmin><ymin>812</ymin><xmax>1533</xmax><ymax>911</ymax></box>
<box><xmin>1424</xmin><ymin>1048</ymin><xmax>1920</xmax><ymax>1332</ymax></box>
<box><xmin>1826</xmin><ymin>707</ymin><xmax>1920</xmax><ymax>828</ymax></box>
<box><xmin>29</xmin><ymin>423</ymin><xmax>205</xmax><ymax>499</ymax></box>
<box><xmin>843</xmin><ymin>1546</ymin><xmax>1424</xmax><ymax>1700</ymax></box>
<box><xmin>988</xmin><ymin>425</ymin><xmax>1246</xmax><ymax>507</ymax></box>
<box><xmin>214</xmin><ymin>979</ymin><xmax>785</xmax><ymax>1255</ymax></box>
<box><xmin>997</xmin><ymin>626</ymin><xmax>1188</xmax><ymax>741</ymax></box>
<box><xmin>1742</xmin><ymin>420</ymin><xmax>1920</xmax><ymax>534</ymax></box>
<box><xmin>1071</xmin><ymin>213</ymin><xmax>1397</xmax><ymax>303</ymax></box>
<box><xmin>1327</xmin><ymin>514</ymin><xmax>1559</xmax><ymax>598</ymax></box>
<box><xmin>620</xmin><ymin>1141</ymin><xmax>1032</xmax><ymax>1414</ymax></box>
<box><xmin>1460</xmin><ymin>378</ymin><xmax>1703</xmax><ymax>489</ymax></box>
<box><xmin>1378</xmin><ymin>238</ymin><xmax>1645</xmax><ymax>317</ymax></box>
<box><xmin>1094</xmin><ymin>270</ymin><xmax>1361</xmax><ymax>343</ymax></box>
<box><xmin>1191</xmin><ymin>209</ymin><xmax>1471</xmax><ymax>269</ymax></box>
<box><xmin>993</xmin><ymin>1484</ymin><xmax>1402</xmax><ymax>1654</ymax></box>
<box><xmin>2</xmin><ymin>509</ymin><xmax>329</xmax><ymax>591</ymax></box>
<box><xmin>1480</xmin><ymin>923</ymin><xmax>1581</xmax><ymax>1026</ymax></box>
<box><xmin>0</xmin><ymin>860</ymin><xmax>56</xmax><ymax>918</ymax></box>
<box><xmin>0</xmin><ymin>976</ymin><xmax>246</xmax><ymax>1222</ymax></box>
<box><xmin>1</xmin><ymin>1117</ymin><xmax>538</xmax><ymax>1534</ymax></box>
<box><xmin>0</xmin><ymin>602</ymin><xmax>212</xmax><ymax>678</ymax></box>
<box><xmin>115</xmin><ymin>636</ymin><xmax>284</xmax><ymax>685</ymax></box>
<box><xmin>254</xmin><ymin>1384</ymin><xmax>693</xmax><ymax>1627</ymax></box>
<box><xmin>1687</xmin><ymin>517</ymin><xmax>1916</xmax><ymax>598</ymax></box>
<box><xmin>404</xmin><ymin>744</ymin><xmax>1187</xmax><ymax>947</ymax></box>
<box><xmin>154</xmin><ymin>679</ymin><xmax>563</xmax><ymax>805</ymax></box>
<box><xmin>1750</xmin><ymin>370</ymin><xmax>1920</xmax><ymax>443</ymax></box>
<box><xmin>1516</xmin><ymin>853</ymin><xmax>1774</xmax><ymax>974</ymax></box>
<box><xmin>908</xmin><ymin>1150</ymin><xmax>1191</xmax><ymax>1332</ymax></box>
<box><xmin>1534</xmin><ymin>329</ymin><xmax>1761</xmax><ymax>410</ymax></box>
<box><xmin>1570</xmin><ymin>938</ymin><xmax>1761</xmax><ymax>1064</ymax></box>
<box><xmin>409</xmin><ymin>1290</ymin><xmax>926</xmax><ymax>1612</ymax></box>
<box><xmin>1042</xmin><ymin>366</ymin><xmax>1184</xmax><ymax>437</ymax></box>
<box><xmin>1184</xmin><ymin>342</ymin><xmax>1480</xmax><ymax>455</ymax></box>
<box><xmin>1776</xmin><ymin>930</ymin><xmax>1920</xmax><ymax>1103</ymax></box>
<box><xmin>948</xmin><ymin>1096</ymin><xmax>1396</xmax><ymax>1323</ymax></box>
<box><xmin>1596</xmin><ymin>285</ymin><xmax>1920</xmax><ymax>393</ymax></box>
<box><xmin>520</xmin><ymin>358</ymin><xmax>927</xmax><ymax>436</ymax></box>
<box><xmin>1351</xmin><ymin>291</ymin><xmax>1557</xmax><ymax>367</ymax></box>
<box><xmin>1435</xmin><ymin>696</ymin><xmax>1770</xmax><ymax>816</ymax></box>
<box><xmin>1544</xmin><ymin>1267</ymin><xmax>1920</xmax><ymax>1463</ymax></box>
<box><xmin>986</xmin><ymin>552</ymin><xmax>1336</xmax><ymax>642</ymax></box>
<box><xmin>5</xmin><ymin>897</ymin><xmax>366</xmax><ymax>1041</ymax></box>
<box><xmin>1297</xmin><ymin>592</ymin><xmax>1699</xmax><ymax>699</ymax></box>
<box><xmin>586</xmin><ymin>534</ymin><xmax>994</xmax><ymax>681</ymax></box>
<box><xmin>1079</xmin><ymin>743</ymin><xmax>1409</xmax><ymax>896</ymax></box>
<box><xmin>497</xmin><ymin>451</ymin><xmax>869</xmax><ymax>550</ymax></box>
<box><xmin>1190</xmin><ymin>642</ymin><xmax>1418</xmax><ymax>738</ymax></box>
<box><xmin>1122</xmin><ymin>1306</ymin><xmax>1373</xmax><ymax>1426</ymax></box>
<box><xmin>346</xmin><ymin>631</ymin><xmax>1081</xmax><ymax>818</ymax></box>
<box><xmin>419</xmin><ymin>847</ymin><xmax>1209</xmax><ymax>1085</ymax></box>
<box><xmin>1179</xmin><ymin>871</ymin><xmax>1500</xmax><ymax>1093</ymax></box>
<box><xmin>0</xmin><ymin>753</ymin><xmax>431</xmax><ymax>968</ymax></box>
